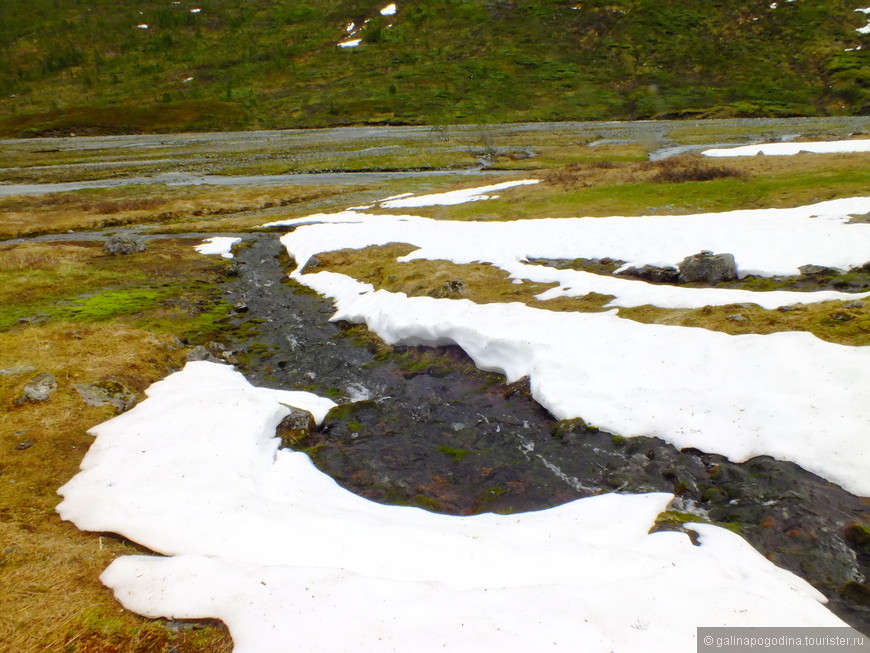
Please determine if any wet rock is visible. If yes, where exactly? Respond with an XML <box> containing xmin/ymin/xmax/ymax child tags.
<box><xmin>841</xmin><ymin>582</ymin><xmax>870</xmax><ymax>607</ymax></box>
<box><xmin>615</xmin><ymin>264</ymin><xmax>680</xmax><ymax>284</ymax></box>
<box><xmin>276</xmin><ymin>407</ymin><xmax>317</xmax><ymax>448</ymax></box>
<box><xmin>74</xmin><ymin>380</ymin><xmax>137</xmax><ymax>413</ymax></box>
<box><xmin>14</xmin><ymin>373</ymin><xmax>58</xmax><ymax>405</ymax></box>
<box><xmin>103</xmin><ymin>232</ymin><xmax>146</xmax><ymax>255</ymax></box>
<box><xmin>678</xmin><ymin>251</ymin><xmax>738</xmax><ymax>284</ymax></box>
<box><xmin>844</xmin><ymin>522</ymin><xmax>870</xmax><ymax>557</ymax></box>
<box><xmin>551</xmin><ymin>417</ymin><xmax>598</xmax><ymax>440</ymax></box>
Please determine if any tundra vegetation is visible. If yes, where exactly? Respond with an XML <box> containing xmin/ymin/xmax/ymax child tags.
<box><xmin>1</xmin><ymin>118</ymin><xmax>869</xmax><ymax>650</ymax></box>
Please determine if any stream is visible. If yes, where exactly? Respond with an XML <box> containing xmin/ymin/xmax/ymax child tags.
<box><xmin>220</xmin><ymin>233</ymin><xmax>869</xmax><ymax>632</ymax></box>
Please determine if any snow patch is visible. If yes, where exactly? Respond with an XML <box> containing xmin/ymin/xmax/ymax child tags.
<box><xmin>378</xmin><ymin>179</ymin><xmax>540</xmax><ymax>208</ymax></box>
<box><xmin>703</xmin><ymin>139</ymin><xmax>870</xmax><ymax>157</ymax></box>
<box><xmin>338</xmin><ymin>38</ymin><xmax>362</xmax><ymax>48</ymax></box>
<box><xmin>57</xmin><ymin>362</ymin><xmax>846</xmax><ymax>652</ymax></box>
<box><xmin>380</xmin><ymin>3</ymin><xmax>397</xmax><ymax>16</ymax></box>
<box><xmin>194</xmin><ymin>236</ymin><xmax>241</xmax><ymax>259</ymax></box>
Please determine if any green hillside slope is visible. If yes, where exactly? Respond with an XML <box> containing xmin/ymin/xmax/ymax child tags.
<box><xmin>1</xmin><ymin>0</ymin><xmax>867</xmax><ymax>136</ymax></box>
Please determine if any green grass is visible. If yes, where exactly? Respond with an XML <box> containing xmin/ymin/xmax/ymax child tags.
<box><xmin>1</xmin><ymin>0</ymin><xmax>868</xmax><ymax>136</ymax></box>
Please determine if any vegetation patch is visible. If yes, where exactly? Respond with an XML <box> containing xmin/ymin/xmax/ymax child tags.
<box><xmin>312</xmin><ymin>243</ymin><xmax>558</xmax><ymax>305</ymax></box>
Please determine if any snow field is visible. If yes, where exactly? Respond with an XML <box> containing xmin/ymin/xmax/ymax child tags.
<box><xmin>58</xmin><ymin>362</ymin><xmax>847</xmax><ymax>653</ymax></box>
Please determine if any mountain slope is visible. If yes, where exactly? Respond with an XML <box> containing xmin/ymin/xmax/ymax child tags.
<box><xmin>0</xmin><ymin>0</ymin><xmax>867</xmax><ymax>136</ymax></box>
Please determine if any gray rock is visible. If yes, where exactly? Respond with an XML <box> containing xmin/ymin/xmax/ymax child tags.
<box><xmin>844</xmin><ymin>301</ymin><xmax>865</xmax><ymax>309</ymax></box>
<box><xmin>616</xmin><ymin>264</ymin><xmax>680</xmax><ymax>284</ymax></box>
<box><xmin>798</xmin><ymin>264</ymin><xmax>842</xmax><ymax>276</ymax></box>
<box><xmin>726</xmin><ymin>314</ymin><xmax>748</xmax><ymax>322</ymax></box>
<box><xmin>186</xmin><ymin>345</ymin><xmax>222</xmax><ymax>363</ymax></box>
<box><xmin>0</xmin><ymin>364</ymin><xmax>36</xmax><ymax>377</ymax></box>
<box><xmin>15</xmin><ymin>439</ymin><xmax>35</xmax><ymax>451</ymax></box>
<box><xmin>275</xmin><ymin>406</ymin><xmax>316</xmax><ymax>447</ymax></box>
<box><xmin>75</xmin><ymin>380</ymin><xmax>137</xmax><ymax>413</ymax></box>
<box><xmin>103</xmin><ymin>232</ymin><xmax>146</xmax><ymax>255</ymax></box>
<box><xmin>678</xmin><ymin>251</ymin><xmax>738</xmax><ymax>284</ymax></box>
<box><xmin>15</xmin><ymin>373</ymin><xmax>58</xmax><ymax>404</ymax></box>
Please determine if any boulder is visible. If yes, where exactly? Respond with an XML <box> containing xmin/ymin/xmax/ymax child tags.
<box><xmin>104</xmin><ymin>232</ymin><xmax>146</xmax><ymax>255</ymax></box>
<box><xmin>678</xmin><ymin>251</ymin><xmax>738</xmax><ymax>284</ymax></box>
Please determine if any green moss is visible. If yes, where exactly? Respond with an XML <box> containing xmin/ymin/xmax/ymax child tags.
<box><xmin>412</xmin><ymin>494</ymin><xmax>443</xmax><ymax>512</ymax></box>
<box><xmin>437</xmin><ymin>445</ymin><xmax>471</xmax><ymax>462</ymax></box>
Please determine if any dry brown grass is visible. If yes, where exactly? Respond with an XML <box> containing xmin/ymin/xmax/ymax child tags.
<box><xmin>618</xmin><ymin>300</ymin><xmax>870</xmax><ymax>346</ymax></box>
<box><xmin>0</xmin><ymin>322</ymin><xmax>233</xmax><ymax>652</ymax></box>
<box><xmin>0</xmin><ymin>184</ymin><xmax>345</xmax><ymax>239</ymax></box>
<box><xmin>314</xmin><ymin>244</ymin><xmax>559</xmax><ymax>304</ymax></box>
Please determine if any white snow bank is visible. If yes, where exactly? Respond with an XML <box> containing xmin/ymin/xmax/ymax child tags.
<box><xmin>268</xmin><ymin>197</ymin><xmax>870</xmax><ymax>309</ymax></box>
<box><xmin>290</xmin><ymin>270</ymin><xmax>870</xmax><ymax>496</ymax></box>
<box><xmin>703</xmin><ymin>139</ymin><xmax>870</xmax><ymax>157</ymax></box>
<box><xmin>194</xmin><ymin>236</ymin><xmax>242</xmax><ymax>259</ymax></box>
<box><xmin>58</xmin><ymin>362</ymin><xmax>846</xmax><ymax>652</ymax></box>
<box><xmin>378</xmin><ymin>179</ymin><xmax>540</xmax><ymax>207</ymax></box>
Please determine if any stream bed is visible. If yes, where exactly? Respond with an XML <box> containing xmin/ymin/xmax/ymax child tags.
<box><xmin>220</xmin><ymin>233</ymin><xmax>869</xmax><ymax>632</ymax></box>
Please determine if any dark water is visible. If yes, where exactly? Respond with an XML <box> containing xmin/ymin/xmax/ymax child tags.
<box><xmin>222</xmin><ymin>233</ymin><xmax>869</xmax><ymax>632</ymax></box>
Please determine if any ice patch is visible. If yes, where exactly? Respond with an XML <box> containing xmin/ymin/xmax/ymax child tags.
<box><xmin>194</xmin><ymin>236</ymin><xmax>242</xmax><ymax>259</ymax></box>
<box><xmin>704</xmin><ymin>139</ymin><xmax>870</xmax><ymax>157</ymax></box>
<box><xmin>57</xmin><ymin>362</ymin><xmax>846</xmax><ymax>652</ymax></box>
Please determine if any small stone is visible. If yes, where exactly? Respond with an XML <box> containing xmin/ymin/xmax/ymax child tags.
<box><xmin>75</xmin><ymin>380</ymin><xmax>137</xmax><ymax>413</ymax></box>
<box><xmin>843</xmin><ymin>301</ymin><xmax>865</xmax><ymax>309</ymax></box>
<box><xmin>103</xmin><ymin>232</ymin><xmax>146</xmax><ymax>255</ymax></box>
<box><xmin>777</xmin><ymin>305</ymin><xmax>798</xmax><ymax>312</ymax></box>
<box><xmin>15</xmin><ymin>439</ymin><xmax>35</xmax><ymax>451</ymax></box>
<box><xmin>726</xmin><ymin>314</ymin><xmax>748</xmax><ymax>322</ymax></box>
<box><xmin>15</xmin><ymin>373</ymin><xmax>58</xmax><ymax>405</ymax></box>
<box><xmin>233</xmin><ymin>301</ymin><xmax>249</xmax><ymax>313</ymax></box>
<box><xmin>830</xmin><ymin>311</ymin><xmax>854</xmax><ymax>322</ymax></box>
<box><xmin>276</xmin><ymin>407</ymin><xmax>316</xmax><ymax>448</ymax></box>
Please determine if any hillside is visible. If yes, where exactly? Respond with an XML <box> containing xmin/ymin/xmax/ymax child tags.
<box><xmin>0</xmin><ymin>0</ymin><xmax>868</xmax><ymax>135</ymax></box>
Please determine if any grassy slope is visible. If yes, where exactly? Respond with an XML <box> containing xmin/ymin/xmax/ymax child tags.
<box><xmin>1</xmin><ymin>0</ymin><xmax>868</xmax><ymax>136</ymax></box>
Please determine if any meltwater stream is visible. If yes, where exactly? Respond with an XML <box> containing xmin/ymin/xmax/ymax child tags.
<box><xmin>221</xmin><ymin>233</ymin><xmax>869</xmax><ymax>632</ymax></box>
